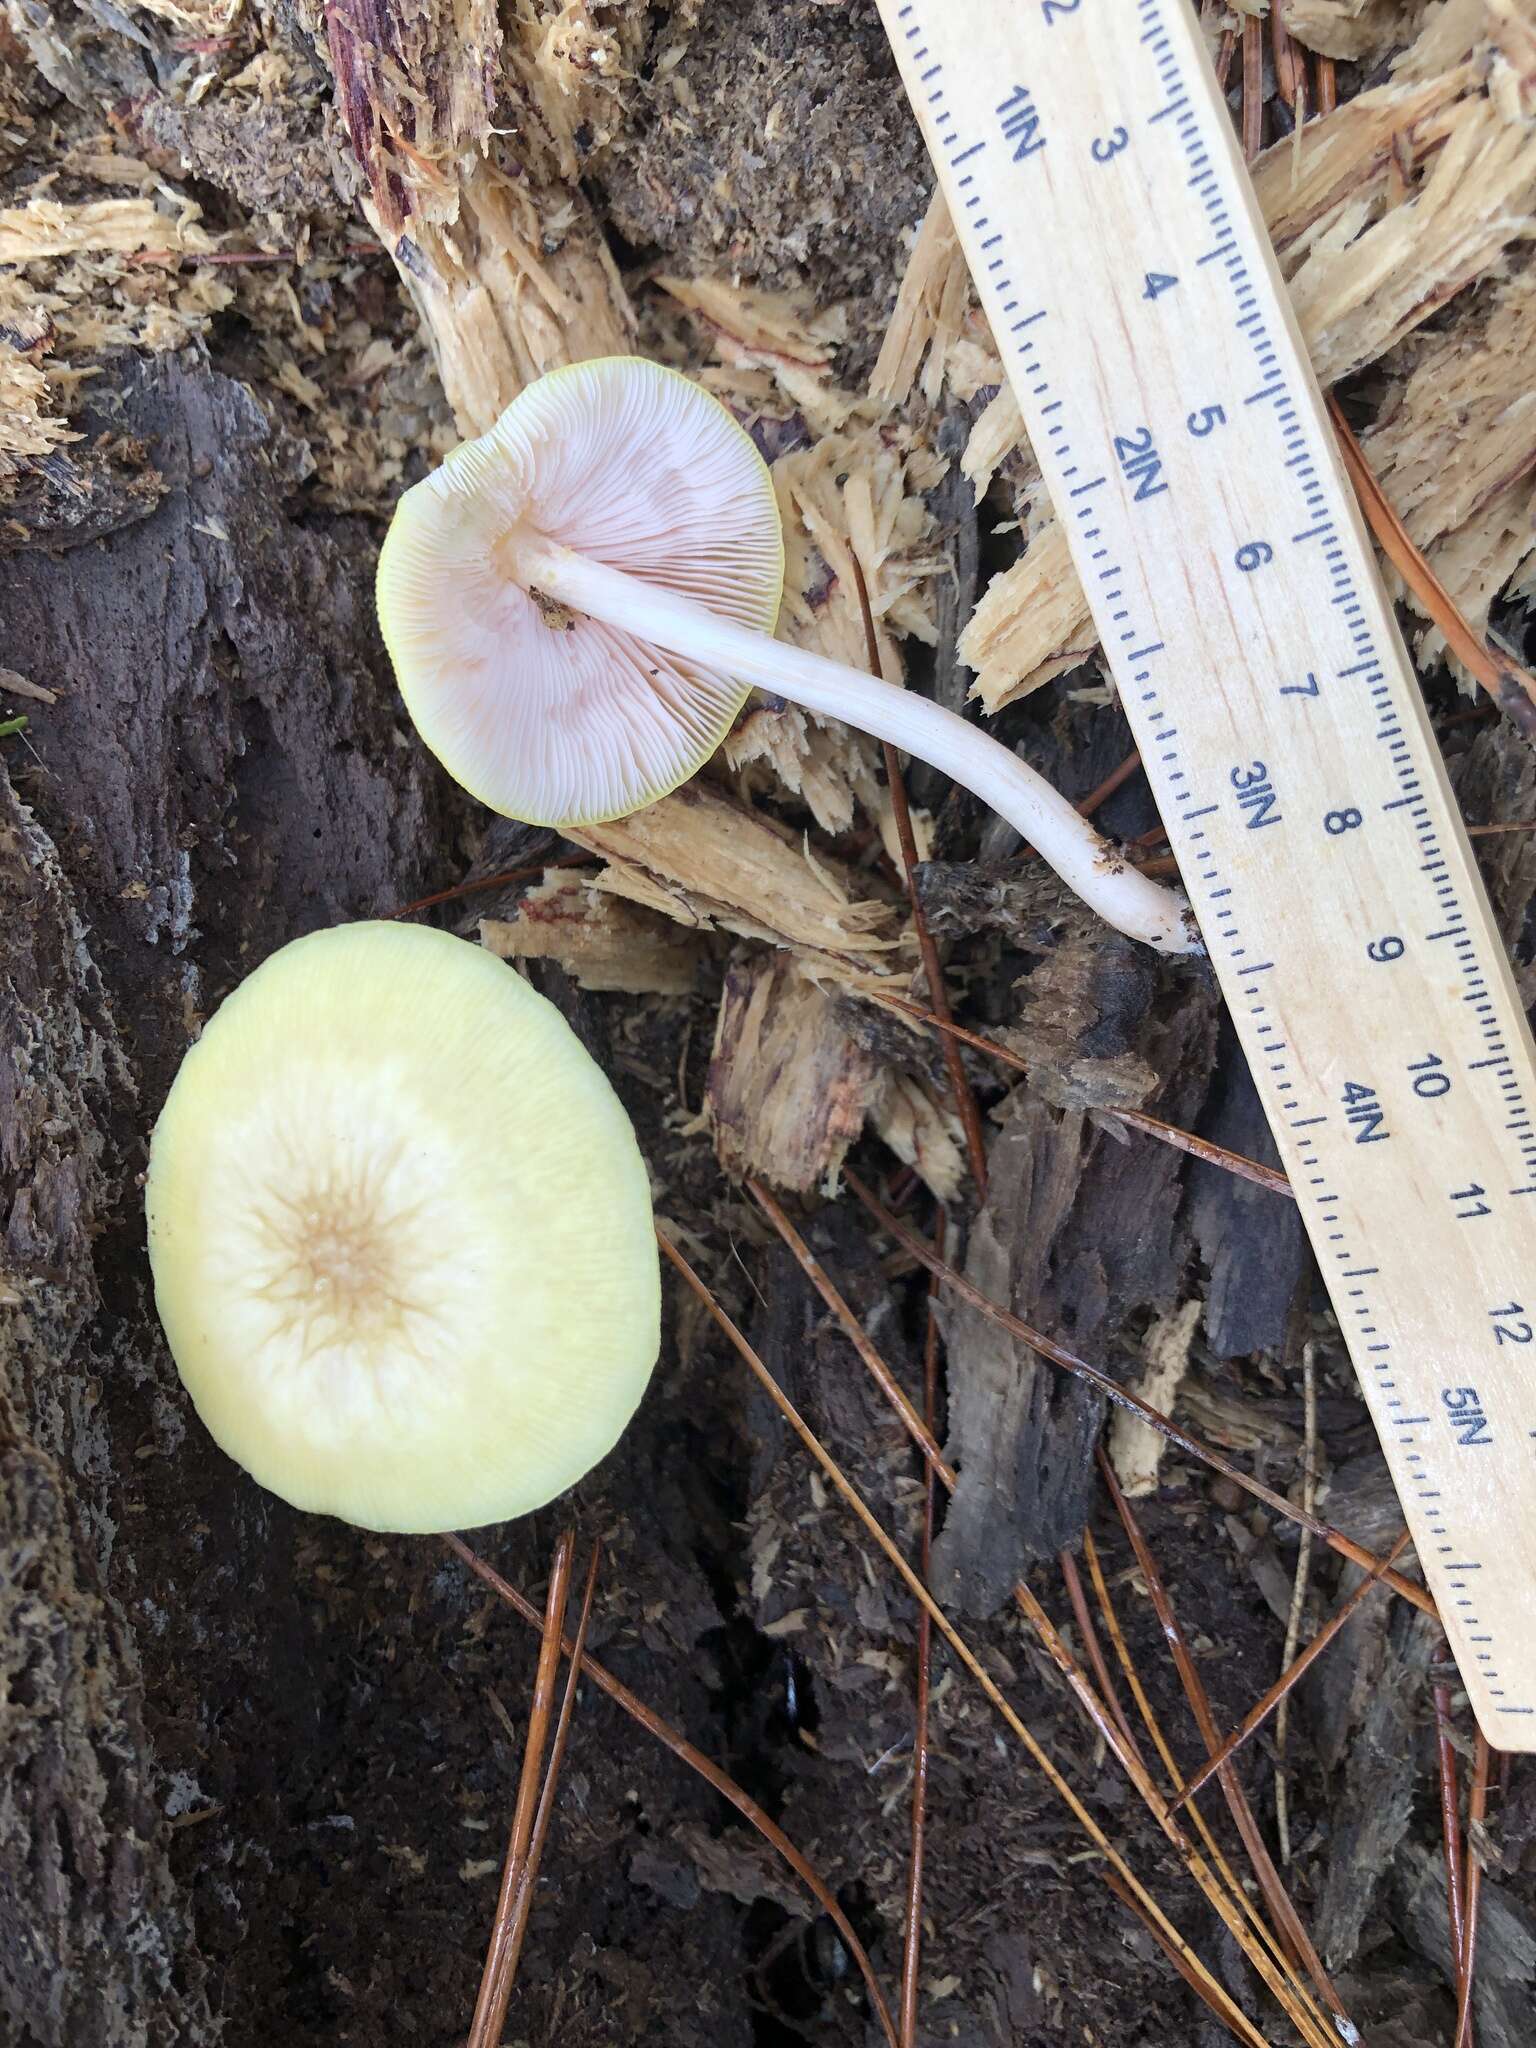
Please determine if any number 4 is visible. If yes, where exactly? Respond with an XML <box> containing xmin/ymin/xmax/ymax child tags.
<box><xmin>1143</xmin><ymin>271</ymin><xmax>1178</xmax><ymax>300</ymax></box>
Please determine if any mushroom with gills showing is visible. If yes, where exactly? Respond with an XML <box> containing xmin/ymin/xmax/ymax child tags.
<box><xmin>145</xmin><ymin>920</ymin><xmax>660</xmax><ymax>1533</ymax></box>
<box><xmin>377</xmin><ymin>355</ymin><xmax>1198</xmax><ymax>957</ymax></box>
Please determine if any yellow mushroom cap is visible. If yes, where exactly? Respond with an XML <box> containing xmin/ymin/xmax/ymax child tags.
<box><xmin>376</xmin><ymin>356</ymin><xmax>785</xmax><ymax>828</ymax></box>
<box><xmin>145</xmin><ymin>922</ymin><xmax>659</xmax><ymax>1533</ymax></box>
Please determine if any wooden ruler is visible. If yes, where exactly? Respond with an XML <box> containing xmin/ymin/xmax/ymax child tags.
<box><xmin>879</xmin><ymin>0</ymin><xmax>1536</xmax><ymax>1745</ymax></box>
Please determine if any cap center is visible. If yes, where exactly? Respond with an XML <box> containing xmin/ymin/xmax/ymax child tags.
<box><xmin>246</xmin><ymin>1164</ymin><xmax>428</xmax><ymax>1359</ymax></box>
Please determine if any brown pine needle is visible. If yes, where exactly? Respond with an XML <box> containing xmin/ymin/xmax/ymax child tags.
<box><xmin>388</xmin><ymin>849</ymin><xmax>590</xmax><ymax>921</ymax></box>
<box><xmin>659</xmin><ymin>1229</ymin><xmax>1277</xmax><ymax>2048</ymax></box>
<box><xmin>1434</xmin><ymin>1662</ymin><xmax>1470</xmax><ymax>2011</ymax></box>
<box><xmin>1215</xmin><ymin>25</ymin><xmax>1237</xmax><ymax>91</ymax></box>
<box><xmin>499</xmin><ymin>1544</ymin><xmax>603</xmax><ymax>2001</ymax></box>
<box><xmin>468</xmin><ymin>1528</ymin><xmax>575</xmax><ymax>2048</ymax></box>
<box><xmin>1173</xmin><ymin>1528</ymin><xmax>1413</xmax><ymax>1810</ymax></box>
<box><xmin>848</xmin><ymin>1170</ymin><xmax>1435</xmax><ymax>1617</ymax></box>
<box><xmin>1080</xmin><ymin>1531</ymin><xmax>1329</xmax><ymax>2037</ymax></box>
<box><xmin>1457</xmin><ymin>1731</ymin><xmax>1491</xmax><ymax>2048</ymax></box>
<box><xmin>1242</xmin><ymin>15</ymin><xmax>1264</xmax><ymax>158</ymax></box>
<box><xmin>900</xmin><ymin>1214</ymin><xmax>943</xmax><ymax>2048</ymax></box>
<box><xmin>741</xmin><ymin>1194</ymin><xmax>1340</xmax><ymax>2048</ymax></box>
<box><xmin>1004</xmin><ymin>1570</ymin><xmax>1340</xmax><ymax>2048</ymax></box>
<box><xmin>1099</xmin><ymin>1455</ymin><xmax>1355</xmax><ymax>2039</ymax></box>
<box><xmin>1271</xmin><ymin>7</ymin><xmax>1302</xmax><ymax>109</ymax></box>
<box><xmin>1102</xmin><ymin>1104</ymin><xmax>1289</xmax><ymax>1197</ymax></box>
<box><xmin>849</xmin><ymin>553</ymin><xmax>989</xmax><ymax>1193</ymax></box>
<box><xmin>869</xmin><ymin>987</ymin><xmax>1294</xmax><ymax>1199</ymax></box>
<box><xmin>1329</xmin><ymin>399</ymin><xmax>1536</xmax><ymax>739</ymax></box>
<box><xmin>1077</xmin><ymin>747</ymin><xmax>1144</xmax><ymax>819</ymax></box>
<box><xmin>441</xmin><ymin>1533</ymin><xmax>900</xmax><ymax>2048</ymax></box>
<box><xmin>1061</xmin><ymin>1547</ymin><xmax>1141</xmax><ymax>1756</ymax></box>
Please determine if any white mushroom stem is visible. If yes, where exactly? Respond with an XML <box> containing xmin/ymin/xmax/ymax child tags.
<box><xmin>515</xmin><ymin>533</ymin><xmax>1200</xmax><ymax>956</ymax></box>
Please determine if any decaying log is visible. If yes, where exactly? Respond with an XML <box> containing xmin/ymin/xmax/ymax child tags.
<box><xmin>704</xmin><ymin>950</ymin><xmax>963</xmax><ymax>1198</ymax></box>
<box><xmin>0</xmin><ymin>355</ymin><xmax>467</xmax><ymax>2043</ymax></box>
<box><xmin>1188</xmin><ymin>1024</ymin><xmax>1309</xmax><ymax>1360</ymax></box>
<box><xmin>1451</xmin><ymin>723</ymin><xmax>1536</xmax><ymax>1007</ymax></box>
<box><xmin>0</xmin><ymin>774</ymin><xmax>212</xmax><ymax>2047</ymax></box>
<box><xmin>1314</xmin><ymin>1604</ymin><xmax>1439</xmax><ymax>1967</ymax></box>
<box><xmin>563</xmin><ymin>781</ymin><xmax>971</xmax><ymax>1192</ymax></box>
<box><xmin>1394</xmin><ymin>1843</ymin><xmax>1536</xmax><ymax>2048</ymax></box>
<box><xmin>932</xmin><ymin>940</ymin><xmax>1216</xmax><ymax>1611</ymax></box>
<box><xmin>1106</xmin><ymin>1298</ymin><xmax>1203</xmax><ymax>1498</ymax></box>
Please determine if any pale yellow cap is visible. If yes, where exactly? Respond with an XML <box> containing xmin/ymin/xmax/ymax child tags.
<box><xmin>146</xmin><ymin>922</ymin><xmax>659</xmax><ymax>1532</ymax></box>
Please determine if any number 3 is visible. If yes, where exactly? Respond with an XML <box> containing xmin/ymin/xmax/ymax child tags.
<box><xmin>1092</xmin><ymin>127</ymin><xmax>1129</xmax><ymax>162</ymax></box>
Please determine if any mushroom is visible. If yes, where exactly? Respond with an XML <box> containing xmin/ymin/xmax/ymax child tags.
<box><xmin>145</xmin><ymin>920</ymin><xmax>659</xmax><ymax>1533</ymax></box>
<box><xmin>377</xmin><ymin>356</ymin><xmax>1196</xmax><ymax>955</ymax></box>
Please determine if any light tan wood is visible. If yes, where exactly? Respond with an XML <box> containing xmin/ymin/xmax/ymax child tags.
<box><xmin>880</xmin><ymin>0</ymin><xmax>1536</xmax><ymax>1747</ymax></box>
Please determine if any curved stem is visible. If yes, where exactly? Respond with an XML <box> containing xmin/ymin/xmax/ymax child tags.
<box><xmin>519</xmin><ymin>537</ymin><xmax>1199</xmax><ymax>956</ymax></box>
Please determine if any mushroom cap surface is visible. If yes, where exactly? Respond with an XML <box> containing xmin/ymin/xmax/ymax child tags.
<box><xmin>146</xmin><ymin>921</ymin><xmax>660</xmax><ymax>1533</ymax></box>
<box><xmin>377</xmin><ymin>356</ymin><xmax>784</xmax><ymax>827</ymax></box>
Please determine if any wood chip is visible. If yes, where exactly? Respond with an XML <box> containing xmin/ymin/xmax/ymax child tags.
<box><xmin>479</xmin><ymin>872</ymin><xmax>707</xmax><ymax>995</ymax></box>
<box><xmin>569</xmin><ymin>781</ymin><xmax>911</xmax><ymax>1000</ymax></box>
<box><xmin>706</xmin><ymin>953</ymin><xmax>884</xmax><ymax>1193</ymax></box>
<box><xmin>1283</xmin><ymin>0</ymin><xmax>1417</xmax><ymax>64</ymax></box>
<box><xmin>0</xmin><ymin>194</ymin><xmax>215</xmax><ymax>263</ymax></box>
<box><xmin>868</xmin><ymin>1070</ymin><xmax>964</xmax><ymax>1202</ymax></box>
<box><xmin>1108</xmin><ymin>1299</ymin><xmax>1203</xmax><ymax>1498</ymax></box>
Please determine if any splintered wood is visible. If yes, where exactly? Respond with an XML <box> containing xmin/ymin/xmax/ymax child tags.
<box><xmin>0</xmin><ymin>184</ymin><xmax>232</xmax><ymax>476</ymax></box>
<box><xmin>706</xmin><ymin>956</ymin><xmax>883</xmax><ymax>1195</ymax></box>
<box><xmin>728</xmin><ymin>428</ymin><xmax>945</xmax><ymax>853</ymax></box>
<box><xmin>480</xmin><ymin>875</ymin><xmax>706</xmax><ymax>996</ymax></box>
<box><xmin>316</xmin><ymin>0</ymin><xmax>633</xmax><ymax>430</ymax></box>
<box><xmin>1363</xmin><ymin>270</ymin><xmax>1536</xmax><ymax>652</ymax></box>
<box><xmin>568</xmin><ymin>782</ymin><xmax>909</xmax><ymax>1002</ymax></box>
